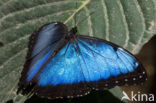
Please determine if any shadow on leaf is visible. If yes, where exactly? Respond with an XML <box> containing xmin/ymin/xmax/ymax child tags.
<box><xmin>6</xmin><ymin>99</ymin><xmax>13</xmax><ymax>103</ymax></box>
<box><xmin>24</xmin><ymin>90</ymin><xmax>124</xmax><ymax>103</ymax></box>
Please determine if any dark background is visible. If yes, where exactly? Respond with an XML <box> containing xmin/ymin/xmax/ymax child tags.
<box><xmin>122</xmin><ymin>35</ymin><xmax>156</xmax><ymax>103</ymax></box>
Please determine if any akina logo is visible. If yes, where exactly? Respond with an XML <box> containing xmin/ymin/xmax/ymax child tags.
<box><xmin>121</xmin><ymin>91</ymin><xmax>154</xmax><ymax>102</ymax></box>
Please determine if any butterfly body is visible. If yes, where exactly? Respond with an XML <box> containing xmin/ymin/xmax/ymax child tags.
<box><xmin>17</xmin><ymin>22</ymin><xmax>147</xmax><ymax>99</ymax></box>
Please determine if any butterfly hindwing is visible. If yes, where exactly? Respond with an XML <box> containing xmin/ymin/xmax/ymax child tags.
<box><xmin>27</xmin><ymin>35</ymin><xmax>147</xmax><ymax>98</ymax></box>
<box><xmin>77</xmin><ymin>36</ymin><xmax>147</xmax><ymax>87</ymax></box>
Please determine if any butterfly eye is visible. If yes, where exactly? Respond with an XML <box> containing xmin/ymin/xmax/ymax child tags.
<box><xmin>70</xmin><ymin>27</ymin><xmax>77</xmax><ymax>34</ymax></box>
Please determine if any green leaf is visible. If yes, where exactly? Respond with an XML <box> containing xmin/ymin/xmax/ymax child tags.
<box><xmin>0</xmin><ymin>0</ymin><xmax>156</xmax><ymax>103</ymax></box>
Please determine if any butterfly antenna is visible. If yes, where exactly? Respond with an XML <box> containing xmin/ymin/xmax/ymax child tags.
<box><xmin>73</xmin><ymin>0</ymin><xmax>97</xmax><ymax>28</ymax></box>
<box><xmin>74</xmin><ymin>0</ymin><xmax>78</xmax><ymax>28</ymax></box>
<box><xmin>75</xmin><ymin>10</ymin><xmax>96</xmax><ymax>27</ymax></box>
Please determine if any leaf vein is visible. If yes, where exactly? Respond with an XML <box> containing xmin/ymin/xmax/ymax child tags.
<box><xmin>84</xmin><ymin>6</ymin><xmax>93</xmax><ymax>36</ymax></box>
<box><xmin>0</xmin><ymin>48</ymin><xmax>27</xmax><ymax>69</ymax></box>
<box><xmin>64</xmin><ymin>0</ymin><xmax>90</xmax><ymax>24</ymax></box>
<box><xmin>0</xmin><ymin>10</ymin><xmax>72</xmax><ymax>37</ymax></box>
<box><xmin>101</xmin><ymin>0</ymin><xmax>109</xmax><ymax>41</ymax></box>
<box><xmin>118</xmin><ymin>0</ymin><xmax>129</xmax><ymax>48</ymax></box>
<box><xmin>132</xmin><ymin>0</ymin><xmax>146</xmax><ymax>54</ymax></box>
<box><xmin>0</xmin><ymin>0</ymin><xmax>73</xmax><ymax>24</ymax></box>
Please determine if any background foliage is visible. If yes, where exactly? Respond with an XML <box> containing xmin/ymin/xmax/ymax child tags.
<box><xmin>0</xmin><ymin>0</ymin><xmax>156</xmax><ymax>103</ymax></box>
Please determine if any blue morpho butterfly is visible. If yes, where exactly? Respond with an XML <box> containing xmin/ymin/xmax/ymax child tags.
<box><xmin>17</xmin><ymin>22</ymin><xmax>147</xmax><ymax>99</ymax></box>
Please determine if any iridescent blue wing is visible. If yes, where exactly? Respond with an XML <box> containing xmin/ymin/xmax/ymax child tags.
<box><xmin>31</xmin><ymin>42</ymin><xmax>91</xmax><ymax>98</ymax></box>
<box><xmin>27</xmin><ymin>36</ymin><xmax>147</xmax><ymax>98</ymax></box>
<box><xmin>76</xmin><ymin>36</ymin><xmax>147</xmax><ymax>86</ymax></box>
<box><xmin>17</xmin><ymin>22</ymin><xmax>68</xmax><ymax>94</ymax></box>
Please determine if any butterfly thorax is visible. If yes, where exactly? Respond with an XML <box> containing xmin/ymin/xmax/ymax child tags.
<box><xmin>65</xmin><ymin>27</ymin><xmax>77</xmax><ymax>40</ymax></box>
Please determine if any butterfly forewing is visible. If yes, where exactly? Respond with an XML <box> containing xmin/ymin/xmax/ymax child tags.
<box><xmin>18</xmin><ymin>22</ymin><xmax>68</xmax><ymax>94</ymax></box>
